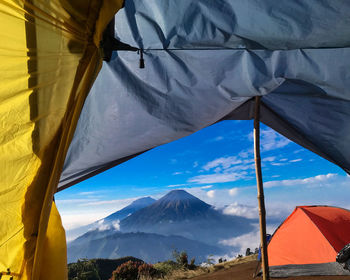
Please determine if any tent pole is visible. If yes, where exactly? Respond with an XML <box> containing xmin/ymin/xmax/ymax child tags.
<box><xmin>254</xmin><ymin>96</ymin><xmax>270</xmax><ymax>280</ymax></box>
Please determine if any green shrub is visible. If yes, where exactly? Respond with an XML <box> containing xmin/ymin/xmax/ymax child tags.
<box><xmin>95</xmin><ymin>257</ymin><xmax>143</xmax><ymax>280</ymax></box>
<box><xmin>68</xmin><ymin>257</ymin><xmax>144</xmax><ymax>280</ymax></box>
<box><xmin>153</xmin><ymin>260</ymin><xmax>179</xmax><ymax>277</ymax></box>
<box><xmin>138</xmin><ymin>263</ymin><xmax>157</xmax><ymax>279</ymax></box>
<box><xmin>172</xmin><ymin>250</ymin><xmax>189</xmax><ymax>267</ymax></box>
<box><xmin>110</xmin><ymin>260</ymin><xmax>142</xmax><ymax>280</ymax></box>
<box><xmin>68</xmin><ymin>259</ymin><xmax>100</xmax><ymax>280</ymax></box>
<box><xmin>188</xmin><ymin>258</ymin><xmax>196</xmax><ymax>270</ymax></box>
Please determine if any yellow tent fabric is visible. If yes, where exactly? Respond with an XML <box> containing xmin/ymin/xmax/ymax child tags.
<box><xmin>40</xmin><ymin>202</ymin><xmax>67</xmax><ymax>280</ymax></box>
<box><xmin>0</xmin><ymin>1</ymin><xmax>123</xmax><ymax>279</ymax></box>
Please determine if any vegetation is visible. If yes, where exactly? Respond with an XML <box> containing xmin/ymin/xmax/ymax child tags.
<box><xmin>138</xmin><ymin>263</ymin><xmax>158</xmax><ymax>280</ymax></box>
<box><xmin>68</xmin><ymin>251</ymin><xmax>258</xmax><ymax>280</ymax></box>
<box><xmin>245</xmin><ymin>247</ymin><xmax>259</xmax><ymax>256</ymax></box>
<box><xmin>153</xmin><ymin>260</ymin><xmax>180</xmax><ymax>277</ymax></box>
<box><xmin>68</xmin><ymin>259</ymin><xmax>100</xmax><ymax>280</ymax></box>
<box><xmin>110</xmin><ymin>260</ymin><xmax>141</xmax><ymax>280</ymax></box>
<box><xmin>110</xmin><ymin>261</ymin><xmax>159</xmax><ymax>280</ymax></box>
<box><xmin>68</xmin><ymin>257</ymin><xmax>143</xmax><ymax>280</ymax></box>
<box><xmin>204</xmin><ymin>254</ymin><xmax>215</xmax><ymax>266</ymax></box>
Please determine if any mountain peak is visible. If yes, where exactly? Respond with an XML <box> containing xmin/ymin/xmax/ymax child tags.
<box><xmin>119</xmin><ymin>189</ymin><xmax>254</xmax><ymax>246</ymax></box>
<box><xmin>120</xmin><ymin>190</ymin><xmax>212</xmax><ymax>229</ymax></box>
<box><xmin>103</xmin><ymin>196</ymin><xmax>156</xmax><ymax>222</ymax></box>
<box><xmin>161</xmin><ymin>189</ymin><xmax>197</xmax><ymax>201</ymax></box>
<box><xmin>156</xmin><ymin>189</ymin><xmax>211</xmax><ymax>213</ymax></box>
<box><xmin>130</xmin><ymin>196</ymin><xmax>155</xmax><ymax>206</ymax></box>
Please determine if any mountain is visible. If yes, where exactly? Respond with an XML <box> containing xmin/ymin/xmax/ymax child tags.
<box><xmin>68</xmin><ymin>229</ymin><xmax>225</xmax><ymax>264</ymax></box>
<box><xmin>121</xmin><ymin>190</ymin><xmax>211</xmax><ymax>224</ymax></box>
<box><xmin>66</xmin><ymin>197</ymin><xmax>156</xmax><ymax>241</ymax></box>
<box><xmin>120</xmin><ymin>190</ymin><xmax>255</xmax><ymax>245</ymax></box>
<box><xmin>104</xmin><ymin>196</ymin><xmax>156</xmax><ymax>222</ymax></box>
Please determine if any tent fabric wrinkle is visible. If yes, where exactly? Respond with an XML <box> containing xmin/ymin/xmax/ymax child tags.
<box><xmin>115</xmin><ymin>0</ymin><xmax>350</xmax><ymax>50</ymax></box>
<box><xmin>59</xmin><ymin>0</ymin><xmax>350</xmax><ymax>189</ymax></box>
<box><xmin>60</xmin><ymin>47</ymin><xmax>350</xmax><ymax>188</ymax></box>
<box><xmin>0</xmin><ymin>0</ymin><xmax>124</xmax><ymax>279</ymax></box>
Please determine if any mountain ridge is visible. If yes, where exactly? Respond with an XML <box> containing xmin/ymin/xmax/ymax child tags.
<box><xmin>68</xmin><ymin>229</ymin><xmax>225</xmax><ymax>263</ymax></box>
<box><xmin>119</xmin><ymin>190</ymin><xmax>254</xmax><ymax>245</ymax></box>
<box><xmin>68</xmin><ymin>190</ymin><xmax>254</xmax><ymax>263</ymax></box>
<box><xmin>66</xmin><ymin>196</ymin><xmax>156</xmax><ymax>241</ymax></box>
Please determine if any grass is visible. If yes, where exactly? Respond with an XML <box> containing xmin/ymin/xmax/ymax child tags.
<box><xmin>68</xmin><ymin>254</ymin><xmax>259</xmax><ymax>279</ymax></box>
<box><xmin>153</xmin><ymin>254</ymin><xmax>258</xmax><ymax>280</ymax></box>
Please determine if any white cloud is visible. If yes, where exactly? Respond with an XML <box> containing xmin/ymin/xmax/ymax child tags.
<box><xmin>262</xmin><ymin>156</ymin><xmax>276</xmax><ymax>162</ymax></box>
<box><xmin>264</xmin><ymin>173</ymin><xmax>339</xmax><ymax>188</ymax></box>
<box><xmin>208</xmin><ymin>253</ymin><xmax>239</xmax><ymax>263</ymax></box>
<box><xmin>220</xmin><ymin>224</ymin><xmax>260</xmax><ymax>249</ymax></box>
<box><xmin>220</xmin><ymin>224</ymin><xmax>277</xmax><ymax>254</ymax></box>
<box><xmin>167</xmin><ymin>183</ymin><xmax>189</xmax><ymax>188</ymax></box>
<box><xmin>193</xmin><ymin>161</ymin><xmax>199</xmax><ymax>168</ymax></box>
<box><xmin>229</xmin><ymin>188</ymin><xmax>239</xmax><ymax>196</ymax></box>
<box><xmin>248</xmin><ymin>128</ymin><xmax>290</xmax><ymax>152</ymax></box>
<box><xmin>188</xmin><ymin>172</ymin><xmax>247</xmax><ymax>184</ymax></box>
<box><xmin>222</xmin><ymin>203</ymin><xmax>258</xmax><ymax>219</ymax></box>
<box><xmin>172</xmin><ymin>172</ymin><xmax>183</xmax><ymax>175</ymax></box>
<box><xmin>214</xmin><ymin>167</ymin><xmax>222</xmax><ymax>173</ymax></box>
<box><xmin>238</xmin><ymin>150</ymin><xmax>252</xmax><ymax>158</ymax></box>
<box><xmin>60</xmin><ymin>213</ymin><xmax>111</xmax><ymax>231</ymax></box>
<box><xmin>225</xmin><ymin>163</ymin><xmax>255</xmax><ymax>173</ymax></box>
<box><xmin>195</xmin><ymin>151</ymin><xmax>255</xmax><ymax>186</ymax></box>
<box><xmin>112</xmin><ymin>220</ymin><xmax>120</xmax><ymax>231</ymax></box>
<box><xmin>261</xmin><ymin>128</ymin><xmax>291</xmax><ymax>151</ymax></box>
<box><xmin>56</xmin><ymin>196</ymin><xmax>143</xmax><ymax>231</ymax></box>
<box><xmin>95</xmin><ymin>219</ymin><xmax>110</xmax><ymax>231</ymax></box>
<box><xmin>289</xmin><ymin>158</ymin><xmax>302</xmax><ymax>163</ymax></box>
<box><xmin>80</xmin><ymin>198</ymin><xmax>136</xmax><ymax>207</ymax></box>
<box><xmin>56</xmin><ymin>198</ymin><xmax>99</xmax><ymax>205</ymax></box>
<box><xmin>58</xmin><ymin>173</ymin><xmax>350</xmax><ymax>243</ymax></box>
<box><xmin>207</xmin><ymin>190</ymin><xmax>216</xmax><ymax>198</ymax></box>
<box><xmin>78</xmin><ymin>191</ymin><xmax>98</xmax><ymax>196</ymax></box>
<box><xmin>270</xmin><ymin>162</ymin><xmax>288</xmax><ymax>166</ymax></box>
<box><xmin>213</xmin><ymin>136</ymin><xmax>224</xmax><ymax>141</ymax></box>
<box><xmin>91</xmin><ymin>219</ymin><xmax>121</xmax><ymax>232</ymax></box>
<box><xmin>203</xmin><ymin>156</ymin><xmax>242</xmax><ymax>171</ymax></box>
<box><xmin>201</xmin><ymin>185</ymin><xmax>213</xmax><ymax>189</ymax></box>
<box><xmin>228</xmin><ymin>188</ymin><xmax>239</xmax><ymax>196</ymax></box>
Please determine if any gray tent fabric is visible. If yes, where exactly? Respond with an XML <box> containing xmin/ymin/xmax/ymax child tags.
<box><xmin>269</xmin><ymin>262</ymin><xmax>350</xmax><ymax>277</ymax></box>
<box><xmin>58</xmin><ymin>0</ymin><xmax>350</xmax><ymax>189</ymax></box>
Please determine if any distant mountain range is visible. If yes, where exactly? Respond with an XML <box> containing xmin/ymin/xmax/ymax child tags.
<box><xmin>104</xmin><ymin>197</ymin><xmax>156</xmax><ymax>222</ymax></box>
<box><xmin>68</xmin><ymin>190</ymin><xmax>255</xmax><ymax>263</ymax></box>
<box><xmin>68</xmin><ymin>230</ymin><xmax>224</xmax><ymax>263</ymax></box>
<box><xmin>66</xmin><ymin>196</ymin><xmax>156</xmax><ymax>241</ymax></box>
<box><xmin>119</xmin><ymin>190</ymin><xmax>254</xmax><ymax>245</ymax></box>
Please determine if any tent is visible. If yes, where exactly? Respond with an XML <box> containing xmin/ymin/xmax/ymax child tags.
<box><xmin>268</xmin><ymin>206</ymin><xmax>350</xmax><ymax>277</ymax></box>
<box><xmin>1</xmin><ymin>1</ymin><xmax>350</xmax><ymax>279</ymax></box>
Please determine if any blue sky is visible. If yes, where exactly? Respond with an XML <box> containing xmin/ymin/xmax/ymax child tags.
<box><xmin>56</xmin><ymin>120</ymin><xmax>350</xmax><ymax>237</ymax></box>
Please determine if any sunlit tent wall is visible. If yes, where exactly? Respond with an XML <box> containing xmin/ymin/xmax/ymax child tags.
<box><xmin>268</xmin><ymin>206</ymin><xmax>350</xmax><ymax>276</ymax></box>
<box><xmin>0</xmin><ymin>0</ymin><xmax>123</xmax><ymax>279</ymax></box>
<box><xmin>1</xmin><ymin>0</ymin><xmax>350</xmax><ymax>279</ymax></box>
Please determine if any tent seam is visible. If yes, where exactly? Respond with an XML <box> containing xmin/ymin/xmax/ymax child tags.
<box><xmin>299</xmin><ymin>207</ymin><xmax>338</xmax><ymax>255</ymax></box>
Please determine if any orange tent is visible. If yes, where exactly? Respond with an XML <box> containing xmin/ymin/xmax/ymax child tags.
<box><xmin>268</xmin><ymin>206</ymin><xmax>350</xmax><ymax>277</ymax></box>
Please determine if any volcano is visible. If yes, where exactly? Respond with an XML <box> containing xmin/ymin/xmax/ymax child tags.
<box><xmin>120</xmin><ymin>190</ymin><xmax>254</xmax><ymax>245</ymax></box>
